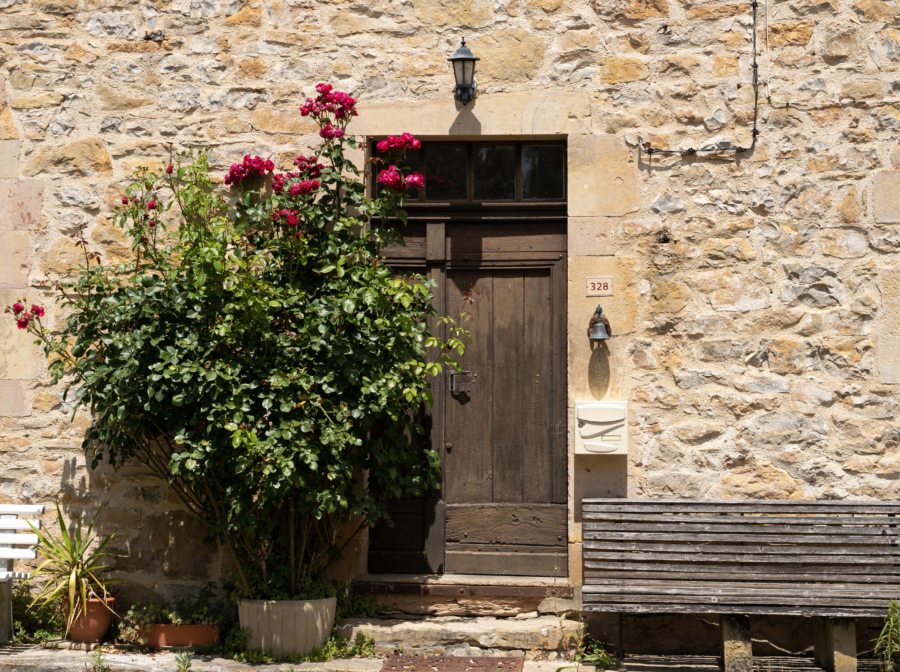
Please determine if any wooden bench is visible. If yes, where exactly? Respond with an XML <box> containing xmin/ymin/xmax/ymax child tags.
<box><xmin>581</xmin><ymin>499</ymin><xmax>900</xmax><ymax>672</ymax></box>
<box><xmin>0</xmin><ymin>504</ymin><xmax>44</xmax><ymax>644</ymax></box>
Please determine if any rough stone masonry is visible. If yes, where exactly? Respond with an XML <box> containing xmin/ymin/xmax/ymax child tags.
<box><xmin>0</xmin><ymin>0</ymin><xmax>898</xmax><ymax>600</ymax></box>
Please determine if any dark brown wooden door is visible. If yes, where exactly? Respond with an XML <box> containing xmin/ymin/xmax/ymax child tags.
<box><xmin>368</xmin><ymin>219</ymin><xmax>567</xmax><ymax>577</ymax></box>
<box><xmin>441</xmin><ymin>228</ymin><xmax>567</xmax><ymax>576</ymax></box>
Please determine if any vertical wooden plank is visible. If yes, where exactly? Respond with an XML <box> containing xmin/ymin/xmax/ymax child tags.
<box><xmin>522</xmin><ymin>268</ymin><xmax>554</xmax><ymax>503</ymax></box>
<box><xmin>492</xmin><ymin>270</ymin><xmax>525</xmax><ymax>503</ymax></box>
<box><xmin>444</xmin><ymin>269</ymin><xmax>493</xmax><ymax>504</ymax></box>
<box><xmin>426</xmin><ymin>264</ymin><xmax>445</xmax><ymax>573</ymax></box>
<box><xmin>426</xmin><ymin>222</ymin><xmax>446</xmax><ymax>262</ymax></box>
<box><xmin>551</xmin><ymin>256</ymin><xmax>568</xmax><ymax>505</ymax></box>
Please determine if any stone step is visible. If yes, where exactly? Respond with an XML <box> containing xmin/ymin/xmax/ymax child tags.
<box><xmin>335</xmin><ymin>616</ymin><xmax>584</xmax><ymax>659</ymax></box>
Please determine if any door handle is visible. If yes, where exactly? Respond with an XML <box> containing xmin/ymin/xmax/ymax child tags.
<box><xmin>449</xmin><ymin>370</ymin><xmax>471</xmax><ymax>394</ymax></box>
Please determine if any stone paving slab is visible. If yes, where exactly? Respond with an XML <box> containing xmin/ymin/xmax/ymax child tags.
<box><xmin>0</xmin><ymin>648</ymin><xmax>575</xmax><ymax>672</ymax></box>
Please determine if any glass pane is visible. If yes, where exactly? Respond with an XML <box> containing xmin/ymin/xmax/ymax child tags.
<box><xmin>474</xmin><ymin>145</ymin><xmax>515</xmax><ymax>200</ymax></box>
<box><xmin>522</xmin><ymin>145</ymin><xmax>565</xmax><ymax>200</ymax></box>
<box><xmin>424</xmin><ymin>144</ymin><xmax>467</xmax><ymax>200</ymax></box>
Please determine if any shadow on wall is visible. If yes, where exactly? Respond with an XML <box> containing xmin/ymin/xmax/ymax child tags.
<box><xmin>57</xmin><ymin>455</ymin><xmax>226</xmax><ymax>608</ymax></box>
<box><xmin>588</xmin><ymin>341</ymin><xmax>611</xmax><ymax>399</ymax></box>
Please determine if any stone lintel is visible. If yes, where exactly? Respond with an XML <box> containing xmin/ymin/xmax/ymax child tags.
<box><xmin>568</xmin><ymin>134</ymin><xmax>639</xmax><ymax>217</ymax></box>
<box><xmin>354</xmin><ymin>90</ymin><xmax>590</xmax><ymax>138</ymax></box>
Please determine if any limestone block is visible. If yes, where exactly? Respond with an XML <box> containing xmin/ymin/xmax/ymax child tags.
<box><xmin>0</xmin><ymin>140</ymin><xmax>20</xmax><ymax>178</ymax></box>
<box><xmin>355</xmin><ymin>90</ymin><xmax>588</xmax><ymax>137</ymax></box>
<box><xmin>568</xmin><ymin>135</ymin><xmax>639</xmax><ymax>217</ymax></box>
<box><xmin>95</xmin><ymin>84</ymin><xmax>153</xmax><ymax>111</ymax></box>
<box><xmin>25</xmin><ymin>138</ymin><xmax>112</xmax><ymax>177</ymax></box>
<box><xmin>841</xmin><ymin>79</ymin><xmax>883</xmax><ymax>99</ymax></box>
<box><xmin>411</xmin><ymin>0</ymin><xmax>494</xmax><ymax>27</ymax></box>
<box><xmin>789</xmin><ymin>380</ymin><xmax>835</xmax><ymax>414</ymax></box>
<box><xmin>567</xmin><ymin>254</ymin><xmax>638</xmax><ymax>401</ymax></box>
<box><xmin>716</xmin><ymin>457</ymin><xmax>805</xmax><ymax>499</ymax></box>
<box><xmin>877</xmin><ymin>269</ymin><xmax>900</xmax><ymax>384</ymax></box>
<box><xmin>225</xmin><ymin>2</ymin><xmax>261</xmax><ymax>25</ymax></box>
<box><xmin>0</xmin><ymin>289</ymin><xmax>43</xmax><ymax>380</ymax></box>
<box><xmin>873</xmin><ymin>170</ymin><xmax>900</xmax><ymax>224</ymax></box>
<box><xmin>0</xmin><ymin>231</ymin><xmax>32</xmax><ymax>286</ymax></box>
<box><xmin>250</xmin><ymin>108</ymin><xmax>318</xmax><ymax>135</ymax></box>
<box><xmin>569</xmin><ymin>217</ymin><xmax>617</xmax><ymax>256</ymax></box>
<box><xmin>470</xmin><ymin>29</ymin><xmax>547</xmax><ymax>83</ymax></box>
<box><xmin>0</xmin><ymin>106</ymin><xmax>18</xmax><ymax>141</ymax></box>
<box><xmin>651</xmin><ymin>279</ymin><xmax>691</xmax><ymax>314</ymax></box>
<box><xmin>0</xmin><ymin>179</ymin><xmax>43</xmax><ymax>230</ymax></box>
<box><xmin>694</xmin><ymin>268</ymin><xmax>773</xmax><ymax>312</ymax></box>
<box><xmin>0</xmin><ymin>379</ymin><xmax>27</xmax><ymax>416</ymax></box>
<box><xmin>769</xmin><ymin>21</ymin><xmax>814</xmax><ymax>46</ymax></box>
<box><xmin>821</xmin><ymin>228</ymin><xmax>868</xmax><ymax>258</ymax></box>
<box><xmin>9</xmin><ymin>92</ymin><xmax>63</xmax><ymax>110</ymax></box>
<box><xmin>594</xmin><ymin>0</ymin><xmax>668</xmax><ymax>20</ymax></box>
<box><xmin>601</xmin><ymin>57</ymin><xmax>649</xmax><ymax>84</ymax></box>
<box><xmin>853</xmin><ymin>0</ymin><xmax>897</xmax><ymax>20</ymax></box>
<box><xmin>685</xmin><ymin>3</ymin><xmax>745</xmax><ymax>19</ymax></box>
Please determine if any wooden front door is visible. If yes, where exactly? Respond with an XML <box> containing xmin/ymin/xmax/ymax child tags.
<box><xmin>367</xmin><ymin>141</ymin><xmax>567</xmax><ymax>577</ymax></box>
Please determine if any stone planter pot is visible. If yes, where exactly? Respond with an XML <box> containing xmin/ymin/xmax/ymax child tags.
<box><xmin>238</xmin><ymin>597</ymin><xmax>336</xmax><ymax>656</ymax></box>
<box><xmin>141</xmin><ymin>624</ymin><xmax>220</xmax><ymax>649</ymax></box>
<box><xmin>68</xmin><ymin>597</ymin><xmax>116</xmax><ymax>643</ymax></box>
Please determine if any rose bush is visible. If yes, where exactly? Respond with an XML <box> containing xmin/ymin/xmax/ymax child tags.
<box><xmin>8</xmin><ymin>83</ymin><xmax>462</xmax><ymax>598</ymax></box>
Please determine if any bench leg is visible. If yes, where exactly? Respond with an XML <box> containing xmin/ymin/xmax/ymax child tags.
<box><xmin>720</xmin><ymin>615</ymin><xmax>752</xmax><ymax>672</ymax></box>
<box><xmin>814</xmin><ymin>617</ymin><xmax>857</xmax><ymax>672</ymax></box>
<box><xmin>0</xmin><ymin>580</ymin><xmax>11</xmax><ymax>644</ymax></box>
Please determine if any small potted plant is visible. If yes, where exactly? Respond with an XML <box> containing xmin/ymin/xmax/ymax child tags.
<box><xmin>120</xmin><ymin>586</ymin><xmax>222</xmax><ymax>649</ymax></box>
<box><xmin>27</xmin><ymin>504</ymin><xmax>117</xmax><ymax>643</ymax></box>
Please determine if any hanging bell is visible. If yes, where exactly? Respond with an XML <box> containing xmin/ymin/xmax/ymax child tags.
<box><xmin>588</xmin><ymin>321</ymin><xmax>610</xmax><ymax>341</ymax></box>
<box><xmin>588</xmin><ymin>305</ymin><xmax>611</xmax><ymax>341</ymax></box>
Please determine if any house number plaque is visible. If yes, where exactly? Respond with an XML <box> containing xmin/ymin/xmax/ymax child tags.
<box><xmin>585</xmin><ymin>276</ymin><xmax>614</xmax><ymax>297</ymax></box>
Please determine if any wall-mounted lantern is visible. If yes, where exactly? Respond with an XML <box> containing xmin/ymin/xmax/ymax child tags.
<box><xmin>588</xmin><ymin>305</ymin><xmax>612</xmax><ymax>342</ymax></box>
<box><xmin>448</xmin><ymin>38</ymin><xmax>479</xmax><ymax>105</ymax></box>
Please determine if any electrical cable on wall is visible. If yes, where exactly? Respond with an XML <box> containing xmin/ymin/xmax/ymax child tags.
<box><xmin>639</xmin><ymin>0</ymin><xmax>761</xmax><ymax>161</ymax></box>
<box><xmin>639</xmin><ymin>0</ymin><xmax>898</xmax><ymax>162</ymax></box>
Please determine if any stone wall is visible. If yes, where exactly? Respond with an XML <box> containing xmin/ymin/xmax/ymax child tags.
<box><xmin>0</xmin><ymin>0</ymin><xmax>898</xmax><ymax>598</ymax></box>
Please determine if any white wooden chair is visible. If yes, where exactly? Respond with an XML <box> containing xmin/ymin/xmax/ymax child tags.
<box><xmin>0</xmin><ymin>504</ymin><xmax>45</xmax><ymax>644</ymax></box>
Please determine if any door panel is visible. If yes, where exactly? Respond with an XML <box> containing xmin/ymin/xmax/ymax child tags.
<box><xmin>443</xmin><ymin>262</ymin><xmax>567</xmax><ymax>577</ymax></box>
<box><xmin>368</xmin><ymin>220</ymin><xmax>567</xmax><ymax>578</ymax></box>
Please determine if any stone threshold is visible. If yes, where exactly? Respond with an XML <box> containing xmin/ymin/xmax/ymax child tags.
<box><xmin>354</xmin><ymin>575</ymin><xmax>575</xmax><ymax>599</ymax></box>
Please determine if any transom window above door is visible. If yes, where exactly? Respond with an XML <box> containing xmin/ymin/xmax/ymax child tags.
<box><xmin>372</xmin><ymin>141</ymin><xmax>566</xmax><ymax>204</ymax></box>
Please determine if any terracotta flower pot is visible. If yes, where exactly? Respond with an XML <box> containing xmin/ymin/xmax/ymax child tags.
<box><xmin>238</xmin><ymin>596</ymin><xmax>336</xmax><ymax>656</ymax></box>
<box><xmin>141</xmin><ymin>623</ymin><xmax>220</xmax><ymax>649</ymax></box>
<box><xmin>68</xmin><ymin>597</ymin><xmax>116</xmax><ymax>643</ymax></box>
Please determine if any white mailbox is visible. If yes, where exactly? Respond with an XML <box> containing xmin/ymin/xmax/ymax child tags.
<box><xmin>575</xmin><ymin>401</ymin><xmax>628</xmax><ymax>455</ymax></box>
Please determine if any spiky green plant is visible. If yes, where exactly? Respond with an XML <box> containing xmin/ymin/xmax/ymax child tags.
<box><xmin>876</xmin><ymin>601</ymin><xmax>900</xmax><ymax>672</ymax></box>
<box><xmin>26</xmin><ymin>504</ymin><xmax>117</xmax><ymax>635</ymax></box>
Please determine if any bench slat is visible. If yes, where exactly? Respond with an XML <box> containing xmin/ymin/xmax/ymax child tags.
<box><xmin>0</xmin><ymin>548</ymin><xmax>37</xmax><ymax>560</ymax></box>
<box><xmin>0</xmin><ymin>571</ymin><xmax>32</xmax><ymax>581</ymax></box>
<box><xmin>0</xmin><ymin>519</ymin><xmax>40</xmax><ymax>531</ymax></box>
<box><xmin>0</xmin><ymin>533</ymin><xmax>39</xmax><ymax>545</ymax></box>
<box><xmin>584</xmin><ymin>514</ymin><xmax>900</xmax><ymax>526</ymax></box>
<box><xmin>585</xmin><ymin>521</ymin><xmax>900</xmax><ymax>534</ymax></box>
<box><xmin>579</xmin><ymin>603</ymin><xmax>888</xmax><ymax>618</ymax></box>
<box><xmin>0</xmin><ymin>505</ymin><xmax>45</xmax><ymax>515</ymax></box>
<box><xmin>584</xmin><ymin>531</ymin><xmax>899</xmax><ymax>544</ymax></box>
<box><xmin>585</xmin><ymin>569</ymin><xmax>900</xmax><ymax>583</ymax></box>
<box><xmin>583</xmin><ymin>500</ymin><xmax>900</xmax><ymax>514</ymax></box>
<box><xmin>583</xmin><ymin>542</ymin><xmax>899</xmax><ymax>556</ymax></box>
<box><xmin>583</xmin><ymin>583</ymin><xmax>898</xmax><ymax>600</ymax></box>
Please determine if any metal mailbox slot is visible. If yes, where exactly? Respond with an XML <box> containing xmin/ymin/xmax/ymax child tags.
<box><xmin>575</xmin><ymin>401</ymin><xmax>627</xmax><ymax>455</ymax></box>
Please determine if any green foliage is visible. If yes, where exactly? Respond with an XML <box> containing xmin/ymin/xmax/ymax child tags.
<box><xmin>26</xmin><ymin>504</ymin><xmax>117</xmax><ymax>635</ymax></box>
<box><xmin>175</xmin><ymin>652</ymin><xmax>193</xmax><ymax>672</ymax></box>
<box><xmin>876</xmin><ymin>601</ymin><xmax>900</xmax><ymax>672</ymax></box>
<box><xmin>335</xmin><ymin>582</ymin><xmax>381</xmax><ymax>621</ymax></box>
<box><xmin>88</xmin><ymin>648</ymin><xmax>111</xmax><ymax>672</ymax></box>
<box><xmin>575</xmin><ymin>635</ymin><xmax>617</xmax><ymax>670</ymax></box>
<box><xmin>228</xmin><ymin>633</ymin><xmax>375</xmax><ymax>664</ymax></box>
<box><xmin>24</xmin><ymin>86</ymin><xmax>463</xmax><ymax>599</ymax></box>
<box><xmin>10</xmin><ymin>582</ymin><xmax>65</xmax><ymax>644</ymax></box>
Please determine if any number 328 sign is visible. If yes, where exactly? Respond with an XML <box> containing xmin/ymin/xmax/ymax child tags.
<box><xmin>586</xmin><ymin>276</ymin><xmax>614</xmax><ymax>297</ymax></box>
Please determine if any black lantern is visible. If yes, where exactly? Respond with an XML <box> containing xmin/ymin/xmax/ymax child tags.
<box><xmin>448</xmin><ymin>38</ymin><xmax>479</xmax><ymax>104</ymax></box>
